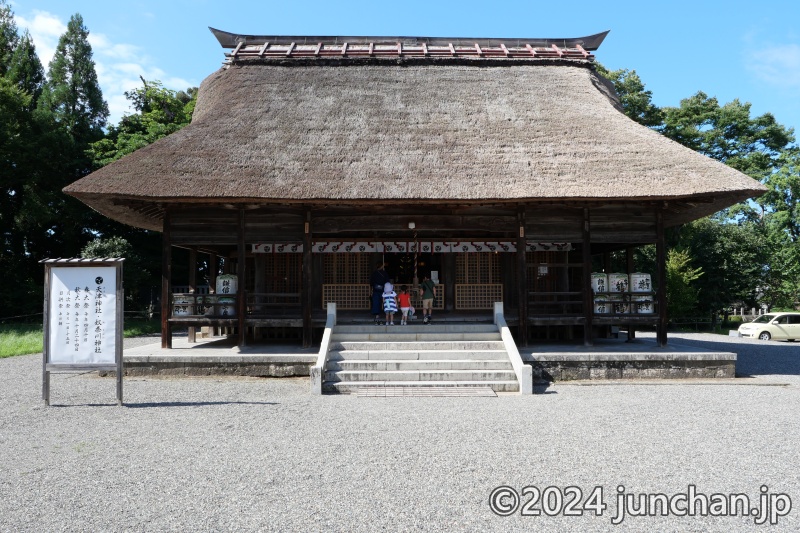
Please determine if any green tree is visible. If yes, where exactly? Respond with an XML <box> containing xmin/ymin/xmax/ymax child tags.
<box><xmin>676</xmin><ymin>218</ymin><xmax>768</xmax><ymax>318</ymax></box>
<box><xmin>0</xmin><ymin>0</ymin><xmax>18</xmax><ymax>75</ymax></box>
<box><xmin>81</xmin><ymin>236</ymin><xmax>150</xmax><ymax>306</ymax></box>
<box><xmin>88</xmin><ymin>79</ymin><xmax>196</xmax><ymax>167</ymax></box>
<box><xmin>661</xmin><ymin>92</ymin><xmax>794</xmax><ymax>182</ymax></box>
<box><xmin>595</xmin><ymin>64</ymin><xmax>663</xmax><ymax>127</ymax></box>
<box><xmin>6</xmin><ymin>31</ymin><xmax>44</xmax><ymax>106</ymax></box>
<box><xmin>39</xmin><ymin>13</ymin><xmax>108</xmax><ymax>143</ymax></box>
<box><xmin>665</xmin><ymin>249</ymin><xmax>703</xmax><ymax>319</ymax></box>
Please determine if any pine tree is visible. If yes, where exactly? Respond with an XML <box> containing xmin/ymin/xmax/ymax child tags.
<box><xmin>6</xmin><ymin>30</ymin><xmax>44</xmax><ymax>106</ymax></box>
<box><xmin>40</xmin><ymin>13</ymin><xmax>108</xmax><ymax>145</ymax></box>
<box><xmin>0</xmin><ymin>0</ymin><xmax>19</xmax><ymax>75</ymax></box>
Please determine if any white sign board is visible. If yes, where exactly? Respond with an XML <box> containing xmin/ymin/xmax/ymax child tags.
<box><xmin>48</xmin><ymin>266</ymin><xmax>117</xmax><ymax>364</ymax></box>
<box><xmin>41</xmin><ymin>259</ymin><xmax>124</xmax><ymax>406</ymax></box>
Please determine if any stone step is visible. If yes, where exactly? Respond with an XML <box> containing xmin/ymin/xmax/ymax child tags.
<box><xmin>327</xmin><ymin>349</ymin><xmax>510</xmax><ymax>361</ymax></box>
<box><xmin>331</xmin><ymin>341</ymin><xmax>506</xmax><ymax>351</ymax></box>
<box><xmin>334</xmin><ymin>324</ymin><xmax>499</xmax><ymax>334</ymax></box>
<box><xmin>323</xmin><ymin>380</ymin><xmax>520</xmax><ymax>394</ymax></box>
<box><xmin>331</xmin><ymin>332</ymin><xmax>502</xmax><ymax>342</ymax></box>
<box><xmin>325</xmin><ymin>359</ymin><xmax>514</xmax><ymax>371</ymax></box>
<box><xmin>323</xmin><ymin>369</ymin><xmax>518</xmax><ymax>383</ymax></box>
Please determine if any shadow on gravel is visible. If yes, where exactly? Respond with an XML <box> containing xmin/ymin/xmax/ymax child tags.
<box><xmin>48</xmin><ymin>401</ymin><xmax>280</xmax><ymax>408</ymax></box>
<box><xmin>669</xmin><ymin>336</ymin><xmax>800</xmax><ymax>378</ymax></box>
<box><xmin>125</xmin><ymin>401</ymin><xmax>280</xmax><ymax>408</ymax></box>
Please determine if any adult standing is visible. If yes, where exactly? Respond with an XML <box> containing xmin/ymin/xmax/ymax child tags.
<box><xmin>369</xmin><ymin>262</ymin><xmax>389</xmax><ymax>325</ymax></box>
<box><xmin>420</xmin><ymin>274</ymin><xmax>436</xmax><ymax>324</ymax></box>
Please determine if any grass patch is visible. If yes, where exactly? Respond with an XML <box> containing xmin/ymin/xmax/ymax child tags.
<box><xmin>0</xmin><ymin>318</ymin><xmax>161</xmax><ymax>358</ymax></box>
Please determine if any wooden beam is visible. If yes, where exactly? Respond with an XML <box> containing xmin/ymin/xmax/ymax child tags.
<box><xmin>161</xmin><ymin>210</ymin><xmax>172</xmax><ymax>349</ymax></box>
<box><xmin>368</xmin><ymin>42</ymin><xmax>374</xmax><ymax>56</ymax></box>
<box><xmin>575</xmin><ymin>44</ymin><xmax>590</xmax><ymax>58</ymax></box>
<box><xmin>626</xmin><ymin>246</ymin><xmax>636</xmax><ymax>341</ymax></box>
<box><xmin>314</xmin><ymin>42</ymin><xmax>323</xmax><ymax>56</ymax></box>
<box><xmin>526</xmin><ymin>44</ymin><xmax>537</xmax><ymax>57</ymax></box>
<box><xmin>286</xmin><ymin>42</ymin><xmax>296</xmax><ymax>57</ymax></box>
<box><xmin>258</xmin><ymin>41</ymin><xmax>270</xmax><ymax>57</ymax></box>
<box><xmin>188</xmin><ymin>248</ymin><xmax>197</xmax><ymax>344</ymax></box>
<box><xmin>551</xmin><ymin>44</ymin><xmax>564</xmax><ymax>57</ymax></box>
<box><xmin>656</xmin><ymin>210</ymin><xmax>668</xmax><ymax>347</ymax></box>
<box><xmin>475</xmin><ymin>43</ymin><xmax>483</xmax><ymax>56</ymax></box>
<box><xmin>421</xmin><ymin>42</ymin><xmax>429</xmax><ymax>56</ymax></box>
<box><xmin>449</xmin><ymin>43</ymin><xmax>456</xmax><ymax>56</ymax></box>
<box><xmin>582</xmin><ymin>208</ymin><xmax>593</xmax><ymax>346</ymax></box>
<box><xmin>500</xmin><ymin>43</ymin><xmax>510</xmax><ymax>57</ymax></box>
<box><xmin>302</xmin><ymin>210</ymin><xmax>313</xmax><ymax>348</ymax></box>
<box><xmin>230</xmin><ymin>42</ymin><xmax>244</xmax><ymax>59</ymax></box>
<box><xmin>341</xmin><ymin>42</ymin><xmax>348</xmax><ymax>56</ymax></box>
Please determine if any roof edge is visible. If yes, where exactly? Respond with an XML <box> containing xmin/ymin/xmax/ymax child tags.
<box><xmin>208</xmin><ymin>27</ymin><xmax>610</xmax><ymax>51</ymax></box>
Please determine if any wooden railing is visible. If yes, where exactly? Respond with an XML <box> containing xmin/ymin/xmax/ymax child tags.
<box><xmin>246</xmin><ymin>292</ymin><xmax>301</xmax><ymax>317</ymax></box>
<box><xmin>322</xmin><ymin>284</ymin><xmax>445</xmax><ymax>310</ymax></box>
<box><xmin>171</xmin><ymin>293</ymin><xmax>238</xmax><ymax>318</ymax></box>
<box><xmin>528</xmin><ymin>291</ymin><xmax>584</xmax><ymax>316</ymax></box>
<box><xmin>454</xmin><ymin>284</ymin><xmax>502</xmax><ymax>310</ymax></box>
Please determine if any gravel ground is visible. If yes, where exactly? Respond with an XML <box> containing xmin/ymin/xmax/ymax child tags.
<box><xmin>1</xmin><ymin>333</ymin><xmax>799</xmax><ymax>532</ymax></box>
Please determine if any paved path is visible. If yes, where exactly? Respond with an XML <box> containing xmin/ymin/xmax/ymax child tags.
<box><xmin>1</xmin><ymin>333</ymin><xmax>798</xmax><ymax>532</ymax></box>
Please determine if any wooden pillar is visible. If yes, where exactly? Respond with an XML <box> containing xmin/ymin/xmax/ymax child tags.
<box><xmin>582</xmin><ymin>208</ymin><xmax>593</xmax><ymax>347</ymax></box>
<box><xmin>237</xmin><ymin>208</ymin><xmax>247</xmax><ymax>348</ymax></box>
<box><xmin>656</xmin><ymin>210</ymin><xmax>668</xmax><ymax>347</ymax></box>
<box><xmin>253</xmin><ymin>253</ymin><xmax>266</xmax><ymax>341</ymax></box>
<box><xmin>209</xmin><ymin>252</ymin><xmax>218</xmax><ymax>337</ymax></box>
<box><xmin>516</xmin><ymin>209</ymin><xmax>528</xmax><ymax>346</ymax></box>
<box><xmin>626</xmin><ymin>246</ymin><xmax>636</xmax><ymax>341</ymax></box>
<box><xmin>443</xmin><ymin>253</ymin><xmax>456</xmax><ymax>312</ymax></box>
<box><xmin>188</xmin><ymin>248</ymin><xmax>197</xmax><ymax>343</ymax></box>
<box><xmin>161</xmin><ymin>210</ymin><xmax>173</xmax><ymax>349</ymax></box>
<box><xmin>302</xmin><ymin>210</ymin><xmax>313</xmax><ymax>348</ymax></box>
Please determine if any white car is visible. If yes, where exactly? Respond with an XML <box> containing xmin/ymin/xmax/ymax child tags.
<box><xmin>738</xmin><ymin>312</ymin><xmax>800</xmax><ymax>341</ymax></box>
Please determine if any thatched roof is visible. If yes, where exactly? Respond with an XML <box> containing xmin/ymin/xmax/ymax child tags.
<box><xmin>64</xmin><ymin>31</ymin><xmax>765</xmax><ymax>232</ymax></box>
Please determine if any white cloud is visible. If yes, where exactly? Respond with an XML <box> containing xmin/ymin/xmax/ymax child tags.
<box><xmin>745</xmin><ymin>44</ymin><xmax>800</xmax><ymax>88</ymax></box>
<box><xmin>16</xmin><ymin>10</ymin><xmax>196</xmax><ymax>125</ymax></box>
<box><xmin>15</xmin><ymin>10</ymin><xmax>66</xmax><ymax>69</ymax></box>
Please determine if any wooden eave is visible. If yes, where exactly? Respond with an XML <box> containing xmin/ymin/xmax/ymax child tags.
<box><xmin>211</xmin><ymin>27</ymin><xmax>609</xmax><ymax>63</ymax></box>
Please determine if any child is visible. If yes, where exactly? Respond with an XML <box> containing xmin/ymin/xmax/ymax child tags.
<box><xmin>383</xmin><ymin>286</ymin><xmax>398</xmax><ymax>326</ymax></box>
<box><xmin>397</xmin><ymin>286</ymin><xmax>412</xmax><ymax>326</ymax></box>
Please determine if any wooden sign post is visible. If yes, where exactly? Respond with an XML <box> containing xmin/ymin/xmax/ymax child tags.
<box><xmin>41</xmin><ymin>258</ymin><xmax>125</xmax><ymax>406</ymax></box>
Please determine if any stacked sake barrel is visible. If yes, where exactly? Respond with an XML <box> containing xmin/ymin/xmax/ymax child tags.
<box><xmin>591</xmin><ymin>272</ymin><xmax>653</xmax><ymax>314</ymax></box>
<box><xmin>214</xmin><ymin>274</ymin><xmax>238</xmax><ymax>317</ymax></box>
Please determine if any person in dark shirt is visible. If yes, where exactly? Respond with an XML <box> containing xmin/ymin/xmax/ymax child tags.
<box><xmin>369</xmin><ymin>262</ymin><xmax>389</xmax><ymax>324</ymax></box>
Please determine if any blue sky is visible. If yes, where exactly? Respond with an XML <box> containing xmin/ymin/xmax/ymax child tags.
<box><xmin>8</xmin><ymin>0</ymin><xmax>800</xmax><ymax>137</ymax></box>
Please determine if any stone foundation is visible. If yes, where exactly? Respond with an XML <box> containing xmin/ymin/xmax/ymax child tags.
<box><xmin>527</xmin><ymin>353</ymin><xmax>736</xmax><ymax>381</ymax></box>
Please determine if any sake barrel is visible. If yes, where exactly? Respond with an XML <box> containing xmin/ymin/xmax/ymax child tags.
<box><xmin>632</xmin><ymin>295</ymin><xmax>654</xmax><ymax>314</ymax></box>
<box><xmin>591</xmin><ymin>273</ymin><xmax>608</xmax><ymax>293</ymax></box>
<box><xmin>218</xmin><ymin>297</ymin><xmax>236</xmax><ymax>317</ymax></box>
<box><xmin>630</xmin><ymin>272</ymin><xmax>652</xmax><ymax>293</ymax></box>
<box><xmin>173</xmin><ymin>296</ymin><xmax>193</xmax><ymax>316</ymax></box>
<box><xmin>594</xmin><ymin>297</ymin><xmax>610</xmax><ymax>314</ymax></box>
<box><xmin>202</xmin><ymin>295</ymin><xmax>217</xmax><ymax>316</ymax></box>
<box><xmin>608</xmin><ymin>273</ymin><xmax>629</xmax><ymax>293</ymax></box>
<box><xmin>216</xmin><ymin>274</ymin><xmax>238</xmax><ymax>295</ymax></box>
<box><xmin>608</xmin><ymin>294</ymin><xmax>629</xmax><ymax>314</ymax></box>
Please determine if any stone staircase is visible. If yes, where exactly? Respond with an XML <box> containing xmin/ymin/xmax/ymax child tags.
<box><xmin>322</xmin><ymin>323</ymin><xmax>519</xmax><ymax>393</ymax></box>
